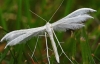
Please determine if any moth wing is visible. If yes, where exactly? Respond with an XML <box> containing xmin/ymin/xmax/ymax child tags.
<box><xmin>52</xmin><ymin>8</ymin><xmax>96</xmax><ymax>26</ymax></box>
<box><xmin>1</xmin><ymin>29</ymin><xmax>27</xmax><ymax>42</ymax></box>
<box><xmin>52</xmin><ymin>14</ymin><xmax>93</xmax><ymax>31</ymax></box>
<box><xmin>2</xmin><ymin>26</ymin><xmax>46</xmax><ymax>48</ymax></box>
<box><xmin>66</xmin><ymin>8</ymin><xmax>96</xmax><ymax>18</ymax></box>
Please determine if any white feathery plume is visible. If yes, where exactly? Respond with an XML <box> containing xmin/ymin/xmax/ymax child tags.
<box><xmin>66</xmin><ymin>8</ymin><xmax>96</xmax><ymax>18</ymax></box>
<box><xmin>52</xmin><ymin>14</ymin><xmax>93</xmax><ymax>31</ymax></box>
<box><xmin>3</xmin><ymin>26</ymin><xmax>46</xmax><ymax>48</ymax></box>
<box><xmin>0</xmin><ymin>8</ymin><xmax>96</xmax><ymax>63</ymax></box>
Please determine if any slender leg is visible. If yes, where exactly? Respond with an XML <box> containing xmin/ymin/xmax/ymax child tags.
<box><xmin>52</xmin><ymin>29</ymin><xmax>74</xmax><ymax>64</ymax></box>
<box><xmin>44</xmin><ymin>47</ymin><xmax>53</xmax><ymax>52</ymax></box>
<box><xmin>31</xmin><ymin>36</ymin><xmax>40</xmax><ymax>58</ymax></box>
<box><xmin>45</xmin><ymin>32</ymin><xmax>50</xmax><ymax>64</ymax></box>
<box><xmin>26</xmin><ymin>42</ymin><xmax>38</xmax><ymax>63</ymax></box>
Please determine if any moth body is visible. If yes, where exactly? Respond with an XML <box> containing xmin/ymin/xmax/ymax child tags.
<box><xmin>45</xmin><ymin>22</ymin><xmax>59</xmax><ymax>63</ymax></box>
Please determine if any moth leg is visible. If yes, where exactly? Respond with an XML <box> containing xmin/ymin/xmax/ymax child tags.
<box><xmin>56</xmin><ymin>42</ymin><xmax>64</xmax><ymax>56</ymax></box>
<box><xmin>44</xmin><ymin>48</ymin><xmax>53</xmax><ymax>52</ymax></box>
<box><xmin>40</xmin><ymin>34</ymin><xmax>52</xmax><ymax>52</ymax></box>
<box><xmin>48</xmin><ymin>48</ymin><xmax>53</xmax><ymax>51</ymax></box>
<box><xmin>39</xmin><ymin>34</ymin><xmax>49</xmax><ymax>37</ymax></box>
<box><xmin>52</xmin><ymin>29</ymin><xmax>74</xmax><ymax>64</ymax></box>
<box><xmin>31</xmin><ymin>34</ymin><xmax>47</xmax><ymax>58</ymax></box>
<box><xmin>45</xmin><ymin>32</ymin><xmax>50</xmax><ymax>64</ymax></box>
<box><xmin>56</xmin><ymin>42</ymin><xmax>64</xmax><ymax>48</ymax></box>
<box><xmin>31</xmin><ymin>35</ymin><xmax>41</xmax><ymax>58</ymax></box>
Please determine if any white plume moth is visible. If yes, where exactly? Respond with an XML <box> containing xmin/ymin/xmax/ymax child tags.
<box><xmin>0</xmin><ymin>0</ymin><xmax>96</xmax><ymax>63</ymax></box>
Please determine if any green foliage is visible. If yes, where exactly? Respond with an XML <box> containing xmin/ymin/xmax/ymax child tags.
<box><xmin>0</xmin><ymin>0</ymin><xmax>100</xmax><ymax>64</ymax></box>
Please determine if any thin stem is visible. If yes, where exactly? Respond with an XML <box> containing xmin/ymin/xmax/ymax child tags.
<box><xmin>52</xmin><ymin>29</ymin><xmax>74</xmax><ymax>64</ymax></box>
<box><xmin>48</xmin><ymin>0</ymin><xmax>64</xmax><ymax>22</ymax></box>
<box><xmin>45</xmin><ymin>32</ymin><xmax>50</xmax><ymax>64</ymax></box>
<box><xmin>8</xmin><ymin>47</ymin><xmax>17</xmax><ymax>64</ymax></box>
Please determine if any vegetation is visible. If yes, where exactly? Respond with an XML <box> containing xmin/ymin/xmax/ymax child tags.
<box><xmin>0</xmin><ymin>0</ymin><xmax>100</xmax><ymax>64</ymax></box>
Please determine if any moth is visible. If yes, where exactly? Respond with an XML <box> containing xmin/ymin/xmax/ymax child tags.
<box><xmin>0</xmin><ymin>8</ymin><xmax>96</xmax><ymax>63</ymax></box>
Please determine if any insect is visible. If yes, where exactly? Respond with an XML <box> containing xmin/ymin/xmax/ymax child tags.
<box><xmin>0</xmin><ymin>8</ymin><xmax>96</xmax><ymax>63</ymax></box>
<box><xmin>0</xmin><ymin>0</ymin><xmax>96</xmax><ymax>63</ymax></box>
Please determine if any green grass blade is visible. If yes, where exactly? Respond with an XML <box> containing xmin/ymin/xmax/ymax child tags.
<box><xmin>80</xmin><ymin>28</ymin><xmax>95</xmax><ymax>64</ymax></box>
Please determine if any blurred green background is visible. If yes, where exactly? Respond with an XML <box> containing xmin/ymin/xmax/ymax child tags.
<box><xmin>0</xmin><ymin>0</ymin><xmax>100</xmax><ymax>64</ymax></box>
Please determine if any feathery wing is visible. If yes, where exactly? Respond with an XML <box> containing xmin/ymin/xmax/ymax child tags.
<box><xmin>66</xmin><ymin>8</ymin><xmax>96</xmax><ymax>18</ymax></box>
<box><xmin>52</xmin><ymin>8</ymin><xmax>96</xmax><ymax>31</ymax></box>
<box><xmin>1</xmin><ymin>26</ymin><xmax>46</xmax><ymax>48</ymax></box>
<box><xmin>1</xmin><ymin>29</ymin><xmax>27</xmax><ymax>42</ymax></box>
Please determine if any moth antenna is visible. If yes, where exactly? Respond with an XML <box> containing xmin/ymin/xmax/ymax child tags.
<box><xmin>29</xmin><ymin>10</ymin><xmax>47</xmax><ymax>22</ymax></box>
<box><xmin>48</xmin><ymin>0</ymin><xmax>64</xmax><ymax>22</ymax></box>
